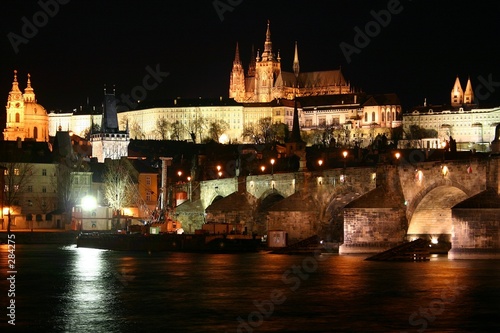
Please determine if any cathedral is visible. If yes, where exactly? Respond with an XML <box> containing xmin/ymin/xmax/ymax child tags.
<box><xmin>3</xmin><ymin>70</ymin><xmax>49</xmax><ymax>142</ymax></box>
<box><xmin>229</xmin><ymin>21</ymin><xmax>351</xmax><ymax>103</ymax></box>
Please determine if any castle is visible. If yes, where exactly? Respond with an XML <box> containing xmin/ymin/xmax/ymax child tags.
<box><xmin>229</xmin><ymin>21</ymin><xmax>351</xmax><ymax>103</ymax></box>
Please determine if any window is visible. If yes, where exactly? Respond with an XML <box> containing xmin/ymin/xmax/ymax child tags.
<box><xmin>372</xmin><ymin>112</ymin><xmax>375</xmax><ymax>122</ymax></box>
<box><xmin>14</xmin><ymin>168</ymin><xmax>20</xmax><ymax>175</ymax></box>
<box><xmin>3</xmin><ymin>169</ymin><xmax>8</xmax><ymax>176</ymax></box>
<box><xmin>27</xmin><ymin>185</ymin><xmax>33</xmax><ymax>192</ymax></box>
<box><xmin>42</xmin><ymin>169</ymin><xmax>47</xmax><ymax>176</ymax></box>
<box><xmin>364</xmin><ymin>113</ymin><xmax>368</xmax><ymax>122</ymax></box>
<box><xmin>146</xmin><ymin>191</ymin><xmax>152</xmax><ymax>201</ymax></box>
<box><xmin>42</xmin><ymin>186</ymin><xmax>47</xmax><ymax>193</ymax></box>
<box><xmin>146</xmin><ymin>176</ymin><xmax>151</xmax><ymax>186</ymax></box>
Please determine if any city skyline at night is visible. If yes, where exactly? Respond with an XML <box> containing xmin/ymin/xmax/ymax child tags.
<box><xmin>1</xmin><ymin>0</ymin><xmax>500</xmax><ymax>112</ymax></box>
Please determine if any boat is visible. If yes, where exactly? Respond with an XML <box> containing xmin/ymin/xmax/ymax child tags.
<box><xmin>76</xmin><ymin>231</ymin><xmax>262</xmax><ymax>253</ymax></box>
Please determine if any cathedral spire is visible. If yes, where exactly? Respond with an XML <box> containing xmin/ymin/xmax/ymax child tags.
<box><xmin>247</xmin><ymin>44</ymin><xmax>256</xmax><ymax>76</ymax></box>
<box><xmin>233</xmin><ymin>42</ymin><xmax>241</xmax><ymax>65</ymax></box>
<box><xmin>451</xmin><ymin>75</ymin><xmax>463</xmax><ymax>107</ymax></box>
<box><xmin>261</xmin><ymin>20</ymin><xmax>273</xmax><ymax>61</ymax></box>
<box><xmin>464</xmin><ymin>75</ymin><xmax>474</xmax><ymax>105</ymax></box>
<box><xmin>293</xmin><ymin>41</ymin><xmax>300</xmax><ymax>77</ymax></box>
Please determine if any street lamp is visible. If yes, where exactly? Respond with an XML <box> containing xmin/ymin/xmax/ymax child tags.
<box><xmin>261</xmin><ymin>165</ymin><xmax>266</xmax><ymax>173</ymax></box>
<box><xmin>270</xmin><ymin>158</ymin><xmax>275</xmax><ymax>176</ymax></box>
<box><xmin>318</xmin><ymin>159</ymin><xmax>323</xmax><ymax>167</ymax></box>
<box><xmin>177</xmin><ymin>170</ymin><xmax>182</xmax><ymax>182</ymax></box>
<box><xmin>216</xmin><ymin>165</ymin><xmax>221</xmax><ymax>179</ymax></box>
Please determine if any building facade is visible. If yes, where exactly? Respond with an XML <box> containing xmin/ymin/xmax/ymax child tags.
<box><xmin>403</xmin><ymin>76</ymin><xmax>500</xmax><ymax>150</ymax></box>
<box><xmin>3</xmin><ymin>70</ymin><xmax>49</xmax><ymax>142</ymax></box>
<box><xmin>229</xmin><ymin>22</ymin><xmax>351</xmax><ymax>103</ymax></box>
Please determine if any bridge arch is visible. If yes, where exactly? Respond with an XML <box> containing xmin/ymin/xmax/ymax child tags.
<box><xmin>406</xmin><ymin>184</ymin><xmax>468</xmax><ymax>243</ymax></box>
<box><xmin>258</xmin><ymin>189</ymin><xmax>286</xmax><ymax>211</ymax></box>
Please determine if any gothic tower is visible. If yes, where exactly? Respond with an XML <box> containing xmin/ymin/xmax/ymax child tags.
<box><xmin>255</xmin><ymin>21</ymin><xmax>281</xmax><ymax>102</ymax></box>
<box><xmin>464</xmin><ymin>76</ymin><xmax>474</xmax><ymax>105</ymax></box>
<box><xmin>90</xmin><ymin>87</ymin><xmax>130</xmax><ymax>162</ymax></box>
<box><xmin>229</xmin><ymin>42</ymin><xmax>246</xmax><ymax>102</ymax></box>
<box><xmin>3</xmin><ymin>70</ymin><xmax>48</xmax><ymax>142</ymax></box>
<box><xmin>451</xmin><ymin>75</ymin><xmax>464</xmax><ymax>107</ymax></box>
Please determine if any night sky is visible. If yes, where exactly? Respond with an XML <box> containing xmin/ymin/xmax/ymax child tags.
<box><xmin>1</xmin><ymin>0</ymin><xmax>500</xmax><ymax>112</ymax></box>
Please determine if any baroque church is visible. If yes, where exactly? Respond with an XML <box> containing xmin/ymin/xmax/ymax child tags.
<box><xmin>3</xmin><ymin>70</ymin><xmax>49</xmax><ymax>142</ymax></box>
<box><xmin>229</xmin><ymin>21</ymin><xmax>351</xmax><ymax>103</ymax></box>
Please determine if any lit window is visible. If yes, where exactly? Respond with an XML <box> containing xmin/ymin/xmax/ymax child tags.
<box><xmin>14</xmin><ymin>168</ymin><xmax>20</xmax><ymax>175</ymax></box>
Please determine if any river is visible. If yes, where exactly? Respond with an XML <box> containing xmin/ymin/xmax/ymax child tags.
<box><xmin>1</xmin><ymin>244</ymin><xmax>499</xmax><ymax>332</ymax></box>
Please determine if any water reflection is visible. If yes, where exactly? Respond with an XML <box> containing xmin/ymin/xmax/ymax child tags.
<box><xmin>0</xmin><ymin>246</ymin><xmax>499</xmax><ymax>332</ymax></box>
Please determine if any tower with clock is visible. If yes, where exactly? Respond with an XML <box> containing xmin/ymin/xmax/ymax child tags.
<box><xmin>3</xmin><ymin>70</ymin><xmax>49</xmax><ymax>142</ymax></box>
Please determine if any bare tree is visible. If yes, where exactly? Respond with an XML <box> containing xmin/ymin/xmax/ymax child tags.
<box><xmin>1</xmin><ymin>162</ymin><xmax>34</xmax><ymax>233</ymax></box>
<box><xmin>171</xmin><ymin>120</ymin><xmax>185</xmax><ymax>140</ymax></box>
<box><xmin>242</xmin><ymin>123</ymin><xmax>261</xmax><ymax>144</ymax></box>
<box><xmin>208</xmin><ymin>120</ymin><xmax>229</xmax><ymax>142</ymax></box>
<box><xmin>154</xmin><ymin>116</ymin><xmax>170</xmax><ymax>140</ymax></box>
<box><xmin>129</xmin><ymin>120</ymin><xmax>145</xmax><ymax>139</ymax></box>
<box><xmin>187</xmin><ymin>113</ymin><xmax>208</xmax><ymax>143</ymax></box>
<box><xmin>103</xmin><ymin>159</ymin><xmax>138</xmax><ymax>230</ymax></box>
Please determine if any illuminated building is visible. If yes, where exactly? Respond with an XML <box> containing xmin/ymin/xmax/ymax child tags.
<box><xmin>3</xmin><ymin>70</ymin><xmax>49</xmax><ymax>142</ymax></box>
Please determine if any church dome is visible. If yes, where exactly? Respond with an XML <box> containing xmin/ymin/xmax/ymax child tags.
<box><xmin>24</xmin><ymin>101</ymin><xmax>48</xmax><ymax>116</ymax></box>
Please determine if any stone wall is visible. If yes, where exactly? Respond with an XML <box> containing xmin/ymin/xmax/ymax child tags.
<box><xmin>449</xmin><ymin>209</ymin><xmax>500</xmax><ymax>259</ymax></box>
<box><xmin>340</xmin><ymin>208</ymin><xmax>406</xmax><ymax>253</ymax></box>
<box><xmin>267</xmin><ymin>211</ymin><xmax>318</xmax><ymax>245</ymax></box>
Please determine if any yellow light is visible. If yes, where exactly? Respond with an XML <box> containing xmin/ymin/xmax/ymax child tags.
<box><xmin>395</xmin><ymin>152</ymin><xmax>401</xmax><ymax>160</ymax></box>
<box><xmin>270</xmin><ymin>158</ymin><xmax>275</xmax><ymax>165</ymax></box>
<box><xmin>342</xmin><ymin>151</ymin><xmax>348</xmax><ymax>158</ymax></box>
<box><xmin>81</xmin><ymin>196</ymin><xmax>97</xmax><ymax>211</ymax></box>
<box><xmin>261</xmin><ymin>166</ymin><xmax>266</xmax><ymax>173</ymax></box>
<box><xmin>318</xmin><ymin>159</ymin><xmax>323</xmax><ymax>166</ymax></box>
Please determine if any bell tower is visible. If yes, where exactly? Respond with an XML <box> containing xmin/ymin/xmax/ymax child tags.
<box><xmin>4</xmin><ymin>70</ymin><xmax>26</xmax><ymax>141</ymax></box>
<box><xmin>451</xmin><ymin>75</ymin><xmax>464</xmax><ymax>107</ymax></box>
<box><xmin>255</xmin><ymin>20</ymin><xmax>281</xmax><ymax>102</ymax></box>
<box><xmin>229</xmin><ymin>42</ymin><xmax>246</xmax><ymax>102</ymax></box>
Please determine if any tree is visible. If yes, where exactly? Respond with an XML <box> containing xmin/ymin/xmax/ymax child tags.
<box><xmin>187</xmin><ymin>112</ymin><xmax>208</xmax><ymax>143</ymax></box>
<box><xmin>208</xmin><ymin>120</ymin><xmax>229</xmax><ymax>142</ymax></box>
<box><xmin>242</xmin><ymin>123</ymin><xmax>261</xmax><ymax>144</ymax></box>
<box><xmin>154</xmin><ymin>116</ymin><xmax>170</xmax><ymax>140</ymax></box>
<box><xmin>55</xmin><ymin>156</ymin><xmax>90</xmax><ymax>226</ymax></box>
<box><xmin>1</xmin><ymin>162</ymin><xmax>34</xmax><ymax>233</ymax></box>
<box><xmin>82</xmin><ymin>123</ymin><xmax>101</xmax><ymax>140</ymax></box>
<box><xmin>171</xmin><ymin>120</ymin><xmax>185</xmax><ymax>140</ymax></box>
<box><xmin>130</xmin><ymin>120</ymin><xmax>145</xmax><ymax>139</ymax></box>
<box><xmin>102</xmin><ymin>159</ymin><xmax>139</xmax><ymax>230</ymax></box>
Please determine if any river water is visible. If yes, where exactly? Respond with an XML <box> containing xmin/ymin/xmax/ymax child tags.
<box><xmin>1</xmin><ymin>244</ymin><xmax>499</xmax><ymax>333</ymax></box>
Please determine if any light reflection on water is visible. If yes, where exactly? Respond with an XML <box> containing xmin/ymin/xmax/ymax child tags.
<box><xmin>0</xmin><ymin>245</ymin><xmax>499</xmax><ymax>333</ymax></box>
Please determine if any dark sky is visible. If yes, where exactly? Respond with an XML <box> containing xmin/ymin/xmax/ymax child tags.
<box><xmin>1</xmin><ymin>0</ymin><xmax>500</xmax><ymax>112</ymax></box>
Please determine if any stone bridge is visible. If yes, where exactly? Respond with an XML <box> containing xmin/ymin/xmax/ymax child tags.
<box><xmin>175</xmin><ymin>152</ymin><xmax>500</xmax><ymax>258</ymax></box>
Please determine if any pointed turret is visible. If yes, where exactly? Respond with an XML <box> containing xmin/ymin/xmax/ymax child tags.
<box><xmin>247</xmin><ymin>44</ymin><xmax>256</xmax><ymax>76</ymax></box>
<box><xmin>23</xmin><ymin>73</ymin><xmax>36</xmax><ymax>103</ymax></box>
<box><xmin>451</xmin><ymin>75</ymin><xmax>463</xmax><ymax>107</ymax></box>
<box><xmin>8</xmin><ymin>70</ymin><xmax>23</xmax><ymax>103</ymax></box>
<box><xmin>293</xmin><ymin>41</ymin><xmax>300</xmax><ymax>77</ymax></box>
<box><xmin>229</xmin><ymin>42</ymin><xmax>246</xmax><ymax>101</ymax></box>
<box><xmin>464</xmin><ymin>76</ymin><xmax>474</xmax><ymax>105</ymax></box>
<box><xmin>261</xmin><ymin>20</ymin><xmax>273</xmax><ymax>61</ymax></box>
